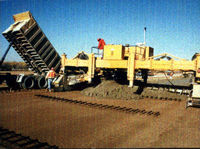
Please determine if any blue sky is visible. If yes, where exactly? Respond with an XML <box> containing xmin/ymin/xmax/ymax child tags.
<box><xmin>0</xmin><ymin>0</ymin><xmax>199</xmax><ymax>61</ymax></box>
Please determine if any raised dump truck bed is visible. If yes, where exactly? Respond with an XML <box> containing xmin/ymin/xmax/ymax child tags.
<box><xmin>2</xmin><ymin>11</ymin><xmax>61</xmax><ymax>74</ymax></box>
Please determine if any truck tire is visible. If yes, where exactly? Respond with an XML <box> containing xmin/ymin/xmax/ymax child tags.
<box><xmin>6</xmin><ymin>75</ymin><xmax>19</xmax><ymax>89</ymax></box>
<box><xmin>0</xmin><ymin>77</ymin><xmax>4</xmax><ymax>84</ymax></box>
<box><xmin>22</xmin><ymin>76</ymin><xmax>35</xmax><ymax>89</ymax></box>
<box><xmin>37</xmin><ymin>76</ymin><xmax>47</xmax><ymax>89</ymax></box>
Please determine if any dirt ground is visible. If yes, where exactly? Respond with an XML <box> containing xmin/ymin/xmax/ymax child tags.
<box><xmin>0</xmin><ymin>89</ymin><xmax>199</xmax><ymax>148</ymax></box>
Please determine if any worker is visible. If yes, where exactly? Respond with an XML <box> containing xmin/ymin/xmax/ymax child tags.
<box><xmin>45</xmin><ymin>67</ymin><xmax>56</xmax><ymax>92</ymax></box>
<box><xmin>97</xmin><ymin>38</ymin><xmax>106</xmax><ymax>57</ymax></box>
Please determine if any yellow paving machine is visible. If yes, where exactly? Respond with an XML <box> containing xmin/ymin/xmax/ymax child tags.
<box><xmin>56</xmin><ymin>42</ymin><xmax>200</xmax><ymax>107</ymax></box>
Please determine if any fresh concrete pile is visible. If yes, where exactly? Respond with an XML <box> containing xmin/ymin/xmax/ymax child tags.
<box><xmin>81</xmin><ymin>80</ymin><xmax>140</xmax><ymax>100</ymax></box>
<box><xmin>81</xmin><ymin>80</ymin><xmax>188</xmax><ymax>100</ymax></box>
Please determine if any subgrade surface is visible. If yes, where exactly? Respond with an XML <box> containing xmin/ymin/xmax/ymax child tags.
<box><xmin>0</xmin><ymin>89</ymin><xmax>199</xmax><ymax>148</ymax></box>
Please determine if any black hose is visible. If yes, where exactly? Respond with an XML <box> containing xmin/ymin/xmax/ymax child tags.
<box><xmin>163</xmin><ymin>72</ymin><xmax>175</xmax><ymax>86</ymax></box>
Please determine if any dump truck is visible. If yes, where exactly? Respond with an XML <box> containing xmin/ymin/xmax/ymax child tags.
<box><xmin>1</xmin><ymin>11</ymin><xmax>61</xmax><ymax>89</ymax></box>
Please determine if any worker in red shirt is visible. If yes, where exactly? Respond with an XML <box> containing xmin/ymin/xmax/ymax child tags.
<box><xmin>45</xmin><ymin>67</ymin><xmax>56</xmax><ymax>92</ymax></box>
<box><xmin>97</xmin><ymin>38</ymin><xmax>106</xmax><ymax>57</ymax></box>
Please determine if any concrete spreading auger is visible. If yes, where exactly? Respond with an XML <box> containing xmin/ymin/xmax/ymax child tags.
<box><xmin>1</xmin><ymin>11</ymin><xmax>200</xmax><ymax>107</ymax></box>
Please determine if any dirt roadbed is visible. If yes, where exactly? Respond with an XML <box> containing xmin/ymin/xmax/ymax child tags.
<box><xmin>0</xmin><ymin>90</ymin><xmax>199</xmax><ymax>148</ymax></box>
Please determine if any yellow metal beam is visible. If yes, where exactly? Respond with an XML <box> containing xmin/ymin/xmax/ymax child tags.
<box><xmin>127</xmin><ymin>47</ymin><xmax>136</xmax><ymax>87</ymax></box>
<box><xmin>87</xmin><ymin>54</ymin><xmax>95</xmax><ymax>83</ymax></box>
<box><xmin>150</xmin><ymin>53</ymin><xmax>187</xmax><ymax>61</ymax></box>
<box><xmin>63</xmin><ymin>58</ymin><xmax>196</xmax><ymax>71</ymax></box>
<box><xmin>95</xmin><ymin>59</ymin><xmax>195</xmax><ymax>71</ymax></box>
<box><xmin>135</xmin><ymin>60</ymin><xmax>195</xmax><ymax>71</ymax></box>
<box><xmin>61</xmin><ymin>53</ymin><xmax>67</xmax><ymax>69</ymax></box>
<box><xmin>96</xmin><ymin>59</ymin><xmax>127</xmax><ymax>68</ymax></box>
<box><xmin>196</xmin><ymin>54</ymin><xmax>200</xmax><ymax>78</ymax></box>
<box><xmin>63</xmin><ymin>59</ymin><xmax>88</xmax><ymax>67</ymax></box>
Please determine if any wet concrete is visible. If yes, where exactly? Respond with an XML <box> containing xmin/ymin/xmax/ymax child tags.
<box><xmin>82</xmin><ymin>77</ymin><xmax>190</xmax><ymax>100</ymax></box>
